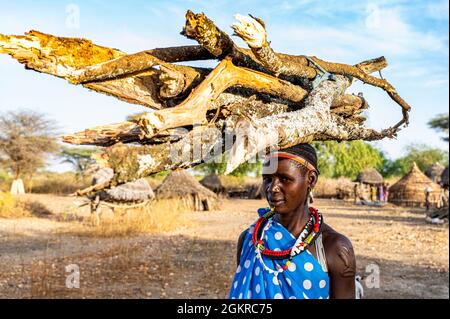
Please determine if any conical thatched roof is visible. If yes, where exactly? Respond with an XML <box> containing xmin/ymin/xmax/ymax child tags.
<box><xmin>103</xmin><ymin>179</ymin><xmax>155</xmax><ymax>202</ymax></box>
<box><xmin>388</xmin><ymin>162</ymin><xmax>442</xmax><ymax>207</ymax></box>
<box><xmin>441</xmin><ymin>167</ymin><xmax>449</xmax><ymax>188</ymax></box>
<box><xmin>355</xmin><ymin>168</ymin><xmax>384</xmax><ymax>185</ymax></box>
<box><xmin>93</xmin><ymin>168</ymin><xmax>155</xmax><ymax>202</ymax></box>
<box><xmin>155</xmin><ymin>170</ymin><xmax>219</xmax><ymax>211</ymax></box>
<box><xmin>200</xmin><ymin>174</ymin><xmax>225</xmax><ymax>194</ymax></box>
<box><xmin>425</xmin><ymin>163</ymin><xmax>445</xmax><ymax>184</ymax></box>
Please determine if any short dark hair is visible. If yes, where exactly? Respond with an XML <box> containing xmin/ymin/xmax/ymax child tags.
<box><xmin>279</xmin><ymin>143</ymin><xmax>319</xmax><ymax>174</ymax></box>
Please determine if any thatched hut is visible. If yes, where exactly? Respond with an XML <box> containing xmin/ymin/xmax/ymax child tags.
<box><xmin>93</xmin><ymin>168</ymin><xmax>155</xmax><ymax>203</ymax></box>
<box><xmin>388</xmin><ymin>162</ymin><xmax>441</xmax><ymax>207</ymax></box>
<box><xmin>355</xmin><ymin>168</ymin><xmax>384</xmax><ymax>185</ymax></box>
<box><xmin>425</xmin><ymin>163</ymin><xmax>445</xmax><ymax>184</ymax></box>
<box><xmin>200</xmin><ymin>174</ymin><xmax>226</xmax><ymax>195</ymax></box>
<box><xmin>155</xmin><ymin>170</ymin><xmax>219</xmax><ymax>211</ymax></box>
<box><xmin>441</xmin><ymin>167</ymin><xmax>449</xmax><ymax>188</ymax></box>
<box><xmin>354</xmin><ymin>168</ymin><xmax>384</xmax><ymax>201</ymax></box>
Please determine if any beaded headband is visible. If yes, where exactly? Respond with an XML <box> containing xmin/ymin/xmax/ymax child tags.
<box><xmin>264</xmin><ymin>151</ymin><xmax>320</xmax><ymax>175</ymax></box>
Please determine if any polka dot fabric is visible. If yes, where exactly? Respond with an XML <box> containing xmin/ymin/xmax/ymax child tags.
<box><xmin>229</xmin><ymin>209</ymin><xmax>329</xmax><ymax>299</ymax></box>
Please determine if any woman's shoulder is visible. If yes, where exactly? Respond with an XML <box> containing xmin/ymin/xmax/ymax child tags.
<box><xmin>321</xmin><ymin>223</ymin><xmax>356</xmax><ymax>277</ymax></box>
<box><xmin>321</xmin><ymin>224</ymin><xmax>352</xmax><ymax>248</ymax></box>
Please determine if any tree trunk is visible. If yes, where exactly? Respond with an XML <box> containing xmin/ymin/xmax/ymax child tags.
<box><xmin>10</xmin><ymin>179</ymin><xmax>25</xmax><ymax>195</ymax></box>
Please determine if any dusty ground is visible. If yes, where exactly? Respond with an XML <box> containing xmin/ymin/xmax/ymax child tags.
<box><xmin>0</xmin><ymin>194</ymin><xmax>448</xmax><ymax>299</ymax></box>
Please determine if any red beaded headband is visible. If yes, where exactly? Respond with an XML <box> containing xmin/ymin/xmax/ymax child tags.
<box><xmin>264</xmin><ymin>151</ymin><xmax>319</xmax><ymax>174</ymax></box>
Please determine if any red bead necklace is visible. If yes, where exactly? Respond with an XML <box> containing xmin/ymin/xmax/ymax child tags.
<box><xmin>251</xmin><ymin>207</ymin><xmax>323</xmax><ymax>260</ymax></box>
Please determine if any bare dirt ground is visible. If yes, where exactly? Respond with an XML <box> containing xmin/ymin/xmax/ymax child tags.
<box><xmin>0</xmin><ymin>194</ymin><xmax>448</xmax><ymax>299</ymax></box>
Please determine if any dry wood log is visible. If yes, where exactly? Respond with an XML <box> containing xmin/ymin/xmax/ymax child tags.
<box><xmin>231</xmin><ymin>14</ymin><xmax>410</xmax><ymax>126</ymax></box>
<box><xmin>0</xmin><ymin>10</ymin><xmax>412</xmax><ymax>196</ymax></box>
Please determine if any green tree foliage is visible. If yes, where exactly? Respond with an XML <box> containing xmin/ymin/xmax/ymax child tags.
<box><xmin>193</xmin><ymin>154</ymin><xmax>262</xmax><ymax>177</ymax></box>
<box><xmin>59</xmin><ymin>146</ymin><xmax>100</xmax><ymax>177</ymax></box>
<box><xmin>0</xmin><ymin>169</ymin><xmax>10</xmax><ymax>182</ymax></box>
<box><xmin>428</xmin><ymin>113</ymin><xmax>449</xmax><ymax>142</ymax></box>
<box><xmin>312</xmin><ymin>141</ymin><xmax>384</xmax><ymax>179</ymax></box>
<box><xmin>383</xmin><ymin>144</ymin><xmax>448</xmax><ymax>177</ymax></box>
<box><xmin>0</xmin><ymin>110</ymin><xmax>59</xmax><ymax>179</ymax></box>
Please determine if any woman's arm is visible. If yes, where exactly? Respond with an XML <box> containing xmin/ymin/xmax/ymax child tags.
<box><xmin>325</xmin><ymin>232</ymin><xmax>356</xmax><ymax>299</ymax></box>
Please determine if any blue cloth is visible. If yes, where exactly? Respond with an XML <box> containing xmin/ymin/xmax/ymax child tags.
<box><xmin>229</xmin><ymin>208</ymin><xmax>329</xmax><ymax>299</ymax></box>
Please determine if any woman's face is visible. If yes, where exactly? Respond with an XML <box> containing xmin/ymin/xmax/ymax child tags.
<box><xmin>262</xmin><ymin>158</ymin><xmax>317</xmax><ymax>214</ymax></box>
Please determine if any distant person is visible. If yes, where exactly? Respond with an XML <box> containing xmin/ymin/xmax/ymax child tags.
<box><xmin>353</xmin><ymin>183</ymin><xmax>359</xmax><ymax>203</ymax></box>
<box><xmin>371</xmin><ymin>186</ymin><xmax>376</xmax><ymax>202</ymax></box>
<box><xmin>424</xmin><ymin>186</ymin><xmax>432</xmax><ymax>211</ymax></box>
<box><xmin>383</xmin><ymin>183</ymin><xmax>390</xmax><ymax>202</ymax></box>
<box><xmin>378</xmin><ymin>184</ymin><xmax>384</xmax><ymax>202</ymax></box>
<box><xmin>230</xmin><ymin>143</ymin><xmax>356</xmax><ymax>299</ymax></box>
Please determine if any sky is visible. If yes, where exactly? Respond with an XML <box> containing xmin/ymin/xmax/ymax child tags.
<box><xmin>0</xmin><ymin>0</ymin><xmax>448</xmax><ymax>172</ymax></box>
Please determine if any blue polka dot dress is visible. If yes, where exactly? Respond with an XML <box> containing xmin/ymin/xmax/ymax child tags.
<box><xmin>229</xmin><ymin>208</ymin><xmax>329</xmax><ymax>299</ymax></box>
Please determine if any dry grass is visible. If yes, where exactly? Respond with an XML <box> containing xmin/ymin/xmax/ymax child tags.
<box><xmin>29</xmin><ymin>172</ymin><xmax>90</xmax><ymax>195</ymax></box>
<box><xmin>66</xmin><ymin>198</ymin><xmax>196</xmax><ymax>238</ymax></box>
<box><xmin>0</xmin><ymin>196</ymin><xmax>448</xmax><ymax>299</ymax></box>
<box><xmin>0</xmin><ymin>192</ymin><xmax>56</xmax><ymax>219</ymax></box>
<box><xmin>0</xmin><ymin>192</ymin><xmax>31</xmax><ymax>218</ymax></box>
<box><xmin>219</xmin><ymin>175</ymin><xmax>261</xmax><ymax>190</ymax></box>
<box><xmin>314</xmin><ymin>177</ymin><xmax>354</xmax><ymax>198</ymax></box>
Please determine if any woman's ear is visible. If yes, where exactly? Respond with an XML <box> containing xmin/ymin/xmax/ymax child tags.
<box><xmin>308</xmin><ymin>170</ymin><xmax>318</xmax><ymax>189</ymax></box>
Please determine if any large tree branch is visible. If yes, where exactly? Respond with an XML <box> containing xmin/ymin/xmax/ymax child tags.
<box><xmin>72</xmin><ymin>75</ymin><xmax>404</xmax><ymax>196</ymax></box>
<box><xmin>64</xmin><ymin>58</ymin><xmax>307</xmax><ymax>145</ymax></box>
<box><xmin>1</xmin><ymin>28</ymin><xmax>386</xmax><ymax>113</ymax></box>
<box><xmin>223</xmin><ymin>75</ymin><xmax>402</xmax><ymax>174</ymax></box>
<box><xmin>1</xmin><ymin>12</ymin><xmax>413</xmax><ymax>198</ymax></box>
<box><xmin>232</xmin><ymin>14</ymin><xmax>410</xmax><ymax>124</ymax></box>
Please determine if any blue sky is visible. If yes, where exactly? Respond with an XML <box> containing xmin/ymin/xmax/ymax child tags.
<box><xmin>0</xmin><ymin>0</ymin><xmax>448</xmax><ymax>172</ymax></box>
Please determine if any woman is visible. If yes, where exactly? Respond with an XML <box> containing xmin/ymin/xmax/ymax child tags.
<box><xmin>229</xmin><ymin>144</ymin><xmax>356</xmax><ymax>299</ymax></box>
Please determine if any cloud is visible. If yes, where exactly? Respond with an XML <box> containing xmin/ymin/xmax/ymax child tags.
<box><xmin>427</xmin><ymin>0</ymin><xmax>449</xmax><ymax>21</ymax></box>
<box><xmin>270</xmin><ymin>1</ymin><xmax>446</xmax><ymax>56</ymax></box>
<box><xmin>423</xmin><ymin>78</ymin><xmax>449</xmax><ymax>89</ymax></box>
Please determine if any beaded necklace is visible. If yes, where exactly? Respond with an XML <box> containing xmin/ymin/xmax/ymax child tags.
<box><xmin>251</xmin><ymin>207</ymin><xmax>323</xmax><ymax>274</ymax></box>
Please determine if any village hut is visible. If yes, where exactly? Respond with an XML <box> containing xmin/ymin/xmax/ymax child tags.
<box><xmin>155</xmin><ymin>170</ymin><xmax>219</xmax><ymax>211</ymax></box>
<box><xmin>425</xmin><ymin>163</ymin><xmax>445</xmax><ymax>184</ymax></box>
<box><xmin>336</xmin><ymin>179</ymin><xmax>357</xmax><ymax>201</ymax></box>
<box><xmin>388</xmin><ymin>162</ymin><xmax>441</xmax><ymax>207</ymax></box>
<box><xmin>441</xmin><ymin>167</ymin><xmax>449</xmax><ymax>188</ymax></box>
<box><xmin>355</xmin><ymin>168</ymin><xmax>384</xmax><ymax>185</ymax></box>
<box><xmin>199</xmin><ymin>174</ymin><xmax>226</xmax><ymax>195</ymax></box>
<box><xmin>354</xmin><ymin>168</ymin><xmax>384</xmax><ymax>201</ymax></box>
<box><xmin>93</xmin><ymin>167</ymin><xmax>155</xmax><ymax>203</ymax></box>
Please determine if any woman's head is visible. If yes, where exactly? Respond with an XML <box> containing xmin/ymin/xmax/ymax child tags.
<box><xmin>262</xmin><ymin>143</ymin><xmax>319</xmax><ymax>214</ymax></box>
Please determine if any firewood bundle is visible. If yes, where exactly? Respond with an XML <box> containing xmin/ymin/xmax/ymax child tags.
<box><xmin>0</xmin><ymin>11</ymin><xmax>410</xmax><ymax>195</ymax></box>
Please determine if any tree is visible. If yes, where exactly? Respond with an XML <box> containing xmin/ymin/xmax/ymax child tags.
<box><xmin>60</xmin><ymin>146</ymin><xmax>100</xmax><ymax>177</ymax></box>
<box><xmin>193</xmin><ymin>154</ymin><xmax>262</xmax><ymax>177</ymax></box>
<box><xmin>1</xmin><ymin>12</ymin><xmax>411</xmax><ymax>197</ymax></box>
<box><xmin>313</xmin><ymin>141</ymin><xmax>384</xmax><ymax>179</ymax></box>
<box><xmin>428</xmin><ymin>113</ymin><xmax>449</xmax><ymax>142</ymax></box>
<box><xmin>383</xmin><ymin>144</ymin><xmax>448</xmax><ymax>177</ymax></box>
<box><xmin>0</xmin><ymin>110</ymin><xmax>59</xmax><ymax>193</ymax></box>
